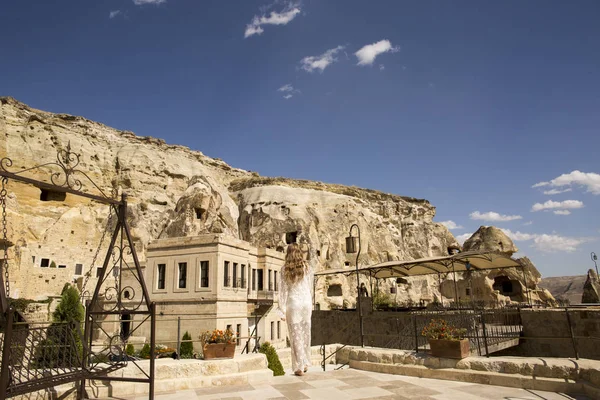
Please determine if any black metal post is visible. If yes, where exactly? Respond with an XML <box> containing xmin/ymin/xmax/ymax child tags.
<box><xmin>413</xmin><ymin>314</ymin><xmax>418</xmax><ymax>353</ymax></box>
<box><xmin>177</xmin><ymin>317</ymin><xmax>181</xmax><ymax>357</ymax></box>
<box><xmin>481</xmin><ymin>310</ymin><xmax>489</xmax><ymax>358</ymax></box>
<box><xmin>150</xmin><ymin>302</ymin><xmax>156</xmax><ymax>399</ymax></box>
<box><xmin>452</xmin><ymin>262</ymin><xmax>459</xmax><ymax>308</ymax></box>
<box><xmin>347</xmin><ymin>224</ymin><xmax>364</xmax><ymax>347</ymax></box>
<box><xmin>0</xmin><ymin>308</ymin><xmax>14</xmax><ymax>399</ymax></box>
<box><xmin>321</xmin><ymin>344</ymin><xmax>326</xmax><ymax>371</ymax></box>
<box><xmin>565</xmin><ymin>308</ymin><xmax>579</xmax><ymax>360</ymax></box>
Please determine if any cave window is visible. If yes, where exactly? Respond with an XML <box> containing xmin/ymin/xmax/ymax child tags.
<box><xmin>466</xmin><ymin>288</ymin><xmax>471</xmax><ymax>296</ymax></box>
<box><xmin>40</xmin><ymin>189</ymin><xmax>66</xmax><ymax>202</ymax></box>
<box><xmin>276</xmin><ymin>246</ymin><xmax>284</xmax><ymax>252</ymax></box>
<box><xmin>40</xmin><ymin>258</ymin><xmax>50</xmax><ymax>268</ymax></box>
<box><xmin>285</xmin><ymin>231</ymin><xmax>298</xmax><ymax>244</ymax></box>
<box><xmin>194</xmin><ymin>208</ymin><xmax>204</xmax><ymax>219</ymax></box>
<box><xmin>344</xmin><ymin>261</ymin><xmax>350</xmax><ymax>267</ymax></box>
<box><xmin>493</xmin><ymin>276</ymin><xmax>516</xmax><ymax>296</ymax></box>
<box><xmin>327</xmin><ymin>284</ymin><xmax>343</xmax><ymax>297</ymax></box>
<box><xmin>316</xmin><ymin>302</ymin><xmax>321</xmax><ymax>310</ymax></box>
<box><xmin>58</xmin><ymin>264</ymin><xmax>66</xmax><ymax>269</ymax></box>
<box><xmin>316</xmin><ymin>250</ymin><xmax>321</xmax><ymax>257</ymax></box>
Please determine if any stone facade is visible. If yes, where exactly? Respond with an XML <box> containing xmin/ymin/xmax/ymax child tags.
<box><xmin>115</xmin><ymin>234</ymin><xmax>288</xmax><ymax>353</ymax></box>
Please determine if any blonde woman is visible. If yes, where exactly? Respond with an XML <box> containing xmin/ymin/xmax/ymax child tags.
<box><xmin>278</xmin><ymin>243</ymin><xmax>314</xmax><ymax>376</ymax></box>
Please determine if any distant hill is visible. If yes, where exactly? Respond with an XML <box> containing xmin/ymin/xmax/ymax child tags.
<box><xmin>539</xmin><ymin>275</ymin><xmax>586</xmax><ymax>304</ymax></box>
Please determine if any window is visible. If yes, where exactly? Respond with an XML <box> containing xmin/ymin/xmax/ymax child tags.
<box><xmin>157</xmin><ymin>264</ymin><xmax>166</xmax><ymax>289</ymax></box>
<box><xmin>268</xmin><ymin>270</ymin><xmax>272</xmax><ymax>291</ymax></box>
<box><xmin>257</xmin><ymin>269</ymin><xmax>264</xmax><ymax>291</ymax></box>
<box><xmin>32</xmin><ymin>256</ymin><xmax>36</xmax><ymax>264</ymax></box>
<box><xmin>233</xmin><ymin>263</ymin><xmax>238</xmax><ymax>288</ymax></box>
<box><xmin>40</xmin><ymin>258</ymin><xmax>50</xmax><ymax>268</ymax></box>
<box><xmin>40</xmin><ymin>189</ymin><xmax>66</xmax><ymax>202</ymax></box>
<box><xmin>226</xmin><ymin>324</ymin><xmax>232</xmax><ymax>334</ymax></box>
<box><xmin>466</xmin><ymin>288</ymin><xmax>471</xmax><ymax>296</ymax></box>
<box><xmin>75</xmin><ymin>263</ymin><xmax>83</xmax><ymax>275</ymax></box>
<box><xmin>236</xmin><ymin>324</ymin><xmax>242</xmax><ymax>346</ymax></box>
<box><xmin>274</xmin><ymin>271</ymin><xmax>278</xmax><ymax>291</ymax></box>
<box><xmin>224</xmin><ymin>261</ymin><xmax>230</xmax><ymax>287</ymax></box>
<box><xmin>58</xmin><ymin>264</ymin><xmax>66</xmax><ymax>269</ymax></box>
<box><xmin>252</xmin><ymin>269</ymin><xmax>256</xmax><ymax>290</ymax></box>
<box><xmin>271</xmin><ymin>321</ymin><xmax>275</xmax><ymax>340</ymax></box>
<box><xmin>277</xmin><ymin>321</ymin><xmax>281</xmax><ymax>339</ymax></box>
<box><xmin>240</xmin><ymin>264</ymin><xmax>246</xmax><ymax>288</ymax></box>
<box><xmin>200</xmin><ymin>261</ymin><xmax>209</xmax><ymax>288</ymax></box>
<box><xmin>194</xmin><ymin>207</ymin><xmax>204</xmax><ymax>219</ymax></box>
<box><xmin>285</xmin><ymin>231</ymin><xmax>298</xmax><ymax>244</ymax></box>
<box><xmin>178</xmin><ymin>262</ymin><xmax>187</xmax><ymax>289</ymax></box>
<box><xmin>96</xmin><ymin>267</ymin><xmax>104</xmax><ymax>278</ymax></box>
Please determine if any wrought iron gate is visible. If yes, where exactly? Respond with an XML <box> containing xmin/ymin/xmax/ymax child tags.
<box><xmin>0</xmin><ymin>144</ymin><xmax>156</xmax><ymax>398</ymax></box>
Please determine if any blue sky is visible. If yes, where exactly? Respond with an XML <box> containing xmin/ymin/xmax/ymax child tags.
<box><xmin>2</xmin><ymin>0</ymin><xmax>599</xmax><ymax>277</ymax></box>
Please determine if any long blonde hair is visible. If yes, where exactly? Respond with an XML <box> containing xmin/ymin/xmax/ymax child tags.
<box><xmin>283</xmin><ymin>243</ymin><xmax>307</xmax><ymax>284</ymax></box>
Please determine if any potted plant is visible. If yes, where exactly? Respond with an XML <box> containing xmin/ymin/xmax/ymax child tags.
<box><xmin>421</xmin><ymin>318</ymin><xmax>469</xmax><ymax>359</ymax></box>
<box><xmin>199</xmin><ymin>328</ymin><xmax>236</xmax><ymax>359</ymax></box>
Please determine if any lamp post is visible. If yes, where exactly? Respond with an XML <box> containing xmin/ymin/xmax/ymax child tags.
<box><xmin>465</xmin><ymin>260</ymin><xmax>473</xmax><ymax>306</ymax></box>
<box><xmin>592</xmin><ymin>252</ymin><xmax>598</xmax><ymax>278</ymax></box>
<box><xmin>345</xmin><ymin>224</ymin><xmax>364</xmax><ymax>347</ymax></box>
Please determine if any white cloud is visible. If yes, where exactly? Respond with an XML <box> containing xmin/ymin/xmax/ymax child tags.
<box><xmin>244</xmin><ymin>2</ymin><xmax>301</xmax><ymax>38</ymax></box>
<box><xmin>523</xmin><ymin>221</ymin><xmax>533</xmax><ymax>226</ymax></box>
<box><xmin>439</xmin><ymin>220</ymin><xmax>463</xmax><ymax>230</ymax></box>
<box><xmin>554</xmin><ymin>210</ymin><xmax>571</xmax><ymax>215</ymax></box>
<box><xmin>355</xmin><ymin>39</ymin><xmax>399</xmax><ymax>66</ymax></box>
<box><xmin>277</xmin><ymin>83</ymin><xmax>300</xmax><ymax>99</ymax></box>
<box><xmin>531</xmin><ymin>200</ymin><xmax>584</xmax><ymax>212</ymax></box>
<box><xmin>533</xmin><ymin>171</ymin><xmax>600</xmax><ymax>195</ymax></box>
<box><xmin>300</xmin><ymin>46</ymin><xmax>344</xmax><ymax>73</ymax></box>
<box><xmin>109</xmin><ymin>10</ymin><xmax>122</xmax><ymax>18</ymax></box>
<box><xmin>455</xmin><ymin>233</ymin><xmax>472</xmax><ymax>245</ymax></box>
<box><xmin>543</xmin><ymin>188</ymin><xmax>572</xmax><ymax>195</ymax></box>
<box><xmin>379</xmin><ymin>64</ymin><xmax>385</xmax><ymax>71</ymax></box>
<box><xmin>469</xmin><ymin>211</ymin><xmax>522</xmax><ymax>222</ymax></box>
<box><xmin>500</xmin><ymin>229</ymin><xmax>590</xmax><ymax>253</ymax></box>
<box><xmin>133</xmin><ymin>0</ymin><xmax>166</xmax><ymax>5</ymax></box>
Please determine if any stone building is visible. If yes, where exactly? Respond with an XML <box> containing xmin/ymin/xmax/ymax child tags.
<box><xmin>119</xmin><ymin>234</ymin><xmax>288</xmax><ymax>352</ymax></box>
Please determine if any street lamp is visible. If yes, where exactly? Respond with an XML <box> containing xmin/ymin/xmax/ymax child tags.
<box><xmin>345</xmin><ymin>224</ymin><xmax>364</xmax><ymax>347</ymax></box>
<box><xmin>592</xmin><ymin>252</ymin><xmax>598</xmax><ymax>277</ymax></box>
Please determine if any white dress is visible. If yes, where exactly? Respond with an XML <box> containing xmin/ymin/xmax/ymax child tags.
<box><xmin>277</xmin><ymin>257</ymin><xmax>314</xmax><ymax>372</ymax></box>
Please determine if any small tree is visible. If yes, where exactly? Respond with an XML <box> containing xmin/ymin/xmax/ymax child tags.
<box><xmin>126</xmin><ymin>344</ymin><xmax>135</xmax><ymax>356</ymax></box>
<box><xmin>259</xmin><ymin>342</ymin><xmax>285</xmax><ymax>376</ymax></box>
<box><xmin>180</xmin><ymin>331</ymin><xmax>194</xmax><ymax>358</ymax></box>
<box><xmin>36</xmin><ymin>284</ymin><xmax>84</xmax><ymax>367</ymax></box>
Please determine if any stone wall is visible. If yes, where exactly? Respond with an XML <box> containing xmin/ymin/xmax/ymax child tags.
<box><xmin>312</xmin><ymin>308</ymin><xmax>600</xmax><ymax>360</ymax></box>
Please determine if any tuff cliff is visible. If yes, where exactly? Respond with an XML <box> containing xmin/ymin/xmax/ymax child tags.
<box><xmin>0</xmin><ymin>97</ymin><xmax>459</xmax><ymax>305</ymax></box>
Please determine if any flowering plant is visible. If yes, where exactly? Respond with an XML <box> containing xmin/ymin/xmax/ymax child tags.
<box><xmin>421</xmin><ymin>319</ymin><xmax>467</xmax><ymax>341</ymax></box>
<box><xmin>200</xmin><ymin>328</ymin><xmax>236</xmax><ymax>345</ymax></box>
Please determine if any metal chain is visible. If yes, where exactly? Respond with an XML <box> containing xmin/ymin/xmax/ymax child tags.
<box><xmin>1</xmin><ymin>177</ymin><xmax>10</xmax><ymax>297</ymax></box>
<box><xmin>81</xmin><ymin>206</ymin><xmax>114</xmax><ymax>294</ymax></box>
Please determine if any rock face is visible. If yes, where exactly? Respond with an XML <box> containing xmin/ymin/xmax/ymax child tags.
<box><xmin>455</xmin><ymin>226</ymin><xmax>554</xmax><ymax>305</ymax></box>
<box><xmin>0</xmin><ymin>97</ymin><xmax>460</xmax><ymax>305</ymax></box>
<box><xmin>463</xmin><ymin>226</ymin><xmax>518</xmax><ymax>256</ymax></box>
<box><xmin>582</xmin><ymin>269</ymin><xmax>600</xmax><ymax>303</ymax></box>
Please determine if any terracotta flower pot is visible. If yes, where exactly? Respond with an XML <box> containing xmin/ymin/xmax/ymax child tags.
<box><xmin>428</xmin><ymin>338</ymin><xmax>470</xmax><ymax>359</ymax></box>
<box><xmin>203</xmin><ymin>343</ymin><xmax>236</xmax><ymax>360</ymax></box>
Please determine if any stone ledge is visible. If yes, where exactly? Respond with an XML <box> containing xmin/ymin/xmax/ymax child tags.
<box><xmin>342</xmin><ymin>346</ymin><xmax>600</xmax><ymax>397</ymax></box>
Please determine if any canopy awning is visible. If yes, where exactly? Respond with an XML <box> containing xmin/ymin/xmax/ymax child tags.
<box><xmin>314</xmin><ymin>251</ymin><xmax>522</xmax><ymax>279</ymax></box>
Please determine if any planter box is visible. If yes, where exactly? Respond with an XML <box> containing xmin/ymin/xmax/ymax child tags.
<box><xmin>429</xmin><ymin>338</ymin><xmax>470</xmax><ymax>359</ymax></box>
<box><xmin>203</xmin><ymin>343</ymin><xmax>236</xmax><ymax>360</ymax></box>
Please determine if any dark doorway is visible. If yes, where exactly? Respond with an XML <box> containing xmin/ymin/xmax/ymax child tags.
<box><xmin>120</xmin><ymin>314</ymin><xmax>132</xmax><ymax>341</ymax></box>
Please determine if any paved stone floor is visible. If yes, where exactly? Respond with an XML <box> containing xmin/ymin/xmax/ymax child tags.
<box><xmin>127</xmin><ymin>366</ymin><xmax>592</xmax><ymax>400</ymax></box>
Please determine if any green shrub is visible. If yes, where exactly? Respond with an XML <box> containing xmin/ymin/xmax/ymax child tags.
<box><xmin>259</xmin><ymin>342</ymin><xmax>285</xmax><ymax>376</ymax></box>
<box><xmin>126</xmin><ymin>344</ymin><xmax>135</xmax><ymax>356</ymax></box>
<box><xmin>139</xmin><ymin>343</ymin><xmax>151</xmax><ymax>359</ymax></box>
<box><xmin>180</xmin><ymin>331</ymin><xmax>194</xmax><ymax>358</ymax></box>
<box><xmin>35</xmin><ymin>284</ymin><xmax>84</xmax><ymax>368</ymax></box>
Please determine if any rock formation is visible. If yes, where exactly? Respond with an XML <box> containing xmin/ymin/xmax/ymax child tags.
<box><xmin>462</xmin><ymin>226</ymin><xmax>518</xmax><ymax>256</ymax></box>
<box><xmin>539</xmin><ymin>275</ymin><xmax>586</xmax><ymax>305</ymax></box>
<box><xmin>0</xmin><ymin>97</ymin><xmax>552</xmax><ymax>308</ymax></box>
<box><xmin>582</xmin><ymin>269</ymin><xmax>600</xmax><ymax>303</ymax></box>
